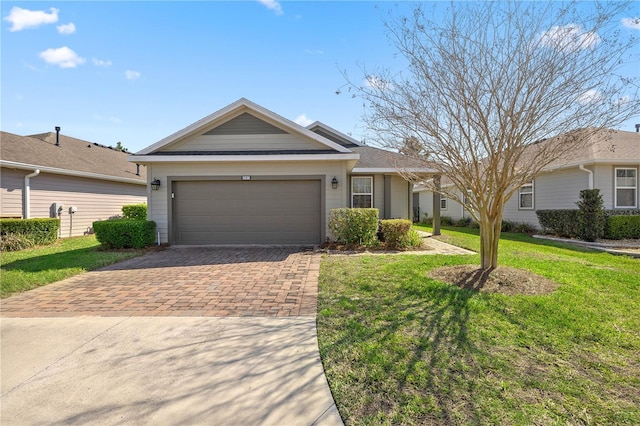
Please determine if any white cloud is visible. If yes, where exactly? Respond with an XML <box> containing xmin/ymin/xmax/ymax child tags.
<box><xmin>93</xmin><ymin>114</ymin><xmax>122</xmax><ymax>124</ymax></box>
<box><xmin>364</xmin><ymin>75</ymin><xmax>392</xmax><ymax>91</ymax></box>
<box><xmin>4</xmin><ymin>7</ymin><xmax>58</xmax><ymax>32</ymax></box>
<box><xmin>57</xmin><ymin>22</ymin><xmax>76</xmax><ymax>35</ymax></box>
<box><xmin>258</xmin><ymin>0</ymin><xmax>283</xmax><ymax>15</ymax></box>
<box><xmin>621</xmin><ymin>18</ymin><xmax>640</xmax><ymax>30</ymax></box>
<box><xmin>539</xmin><ymin>24</ymin><xmax>601</xmax><ymax>51</ymax></box>
<box><xmin>125</xmin><ymin>70</ymin><xmax>141</xmax><ymax>80</ymax></box>
<box><xmin>305</xmin><ymin>49</ymin><xmax>324</xmax><ymax>55</ymax></box>
<box><xmin>294</xmin><ymin>114</ymin><xmax>313</xmax><ymax>127</ymax></box>
<box><xmin>577</xmin><ymin>89</ymin><xmax>604</xmax><ymax>105</ymax></box>
<box><xmin>39</xmin><ymin>46</ymin><xmax>85</xmax><ymax>68</ymax></box>
<box><xmin>92</xmin><ymin>58</ymin><xmax>112</xmax><ymax>67</ymax></box>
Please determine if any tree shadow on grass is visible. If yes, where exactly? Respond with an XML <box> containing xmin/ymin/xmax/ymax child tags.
<box><xmin>318</xmin><ymin>260</ymin><xmax>490</xmax><ymax>424</ymax></box>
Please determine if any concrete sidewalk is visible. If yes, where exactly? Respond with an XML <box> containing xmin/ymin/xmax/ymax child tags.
<box><xmin>1</xmin><ymin>317</ymin><xmax>342</xmax><ymax>425</ymax></box>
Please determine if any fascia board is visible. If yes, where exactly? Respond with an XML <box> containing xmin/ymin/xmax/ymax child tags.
<box><xmin>1</xmin><ymin>160</ymin><xmax>146</xmax><ymax>185</ymax></box>
<box><xmin>350</xmin><ymin>167</ymin><xmax>437</xmax><ymax>174</ymax></box>
<box><xmin>306</xmin><ymin>121</ymin><xmax>364</xmax><ymax>146</ymax></box>
<box><xmin>542</xmin><ymin>158</ymin><xmax>640</xmax><ymax>172</ymax></box>
<box><xmin>136</xmin><ymin>98</ymin><xmax>353</xmax><ymax>155</ymax></box>
<box><xmin>129</xmin><ymin>153</ymin><xmax>361</xmax><ymax>163</ymax></box>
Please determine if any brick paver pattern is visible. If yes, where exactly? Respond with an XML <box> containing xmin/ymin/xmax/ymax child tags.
<box><xmin>1</xmin><ymin>247</ymin><xmax>320</xmax><ymax>318</ymax></box>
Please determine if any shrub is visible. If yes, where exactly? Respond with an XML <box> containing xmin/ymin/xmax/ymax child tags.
<box><xmin>605</xmin><ymin>215</ymin><xmax>640</xmax><ymax>239</ymax></box>
<box><xmin>440</xmin><ymin>216</ymin><xmax>454</xmax><ymax>226</ymax></box>
<box><xmin>93</xmin><ymin>219</ymin><xmax>157</xmax><ymax>249</ymax></box>
<box><xmin>122</xmin><ymin>204</ymin><xmax>147</xmax><ymax>220</ymax></box>
<box><xmin>328</xmin><ymin>208</ymin><xmax>379</xmax><ymax>246</ymax></box>
<box><xmin>500</xmin><ymin>220</ymin><xmax>537</xmax><ymax>234</ymax></box>
<box><xmin>576</xmin><ymin>189</ymin><xmax>605</xmax><ymax>242</ymax></box>
<box><xmin>404</xmin><ymin>229</ymin><xmax>424</xmax><ymax>247</ymax></box>
<box><xmin>379</xmin><ymin>219</ymin><xmax>413</xmax><ymax>248</ymax></box>
<box><xmin>454</xmin><ymin>217</ymin><xmax>473</xmax><ymax>227</ymax></box>
<box><xmin>536</xmin><ymin>209</ymin><xmax>580</xmax><ymax>238</ymax></box>
<box><xmin>0</xmin><ymin>218</ymin><xmax>60</xmax><ymax>251</ymax></box>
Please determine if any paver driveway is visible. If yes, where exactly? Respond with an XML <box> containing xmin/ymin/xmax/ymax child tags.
<box><xmin>1</xmin><ymin>247</ymin><xmax>320</xmax><ymax>318</ymax></box>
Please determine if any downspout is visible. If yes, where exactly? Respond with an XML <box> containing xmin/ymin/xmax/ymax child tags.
<box><xmin>24</xmin><ymin>169</ymin><xmax>40</xmax><ymax>219</ymax></box>
<box><xmin>579</xmin><ymin>164</ymin><xmax>593</xmax><ymax>189</ymax></box>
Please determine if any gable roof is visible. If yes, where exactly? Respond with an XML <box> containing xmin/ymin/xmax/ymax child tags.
<box><xmin>307</xmin><ymin>122</ymin><xmax>435</xmax><ymax>173</ymax></box>
<box><xmin>1</xmin><ymin>131</ymin><xmax>146</xmax><ymax>184</ymax></box>
<box><xmin>543</xmin><ymin>128</ymin><xmax>640</xmax><ymax>169</ymax></box>
<box><xmin>134</xmin><ymin>98</ymin><xmax>354</xmax><ymax>156</ymax></box>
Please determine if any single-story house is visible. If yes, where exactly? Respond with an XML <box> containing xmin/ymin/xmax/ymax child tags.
<box><xmin>1</xmin><ymin>129</ymin><xmax>147</xmax><ymax>237</ymax></box>
<box><xmin>129</xmin><ymin>98</ymin><xmax>433</xmax><ymax>245</ymax></box>
<box><xmin>414</xmin><ymin>128</ymin><xmax>640</xmax><ymax>228</ymax></box>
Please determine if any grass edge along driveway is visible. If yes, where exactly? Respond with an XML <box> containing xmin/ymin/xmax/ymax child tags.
<box><xmin>317</xmin><ymin>227</ymin><xmax>640</xmax><ymax>425</ymax></box>
<box><xmin>1</xmin><ymin>235</ymin><xmax>148</xmax><ymax>298</ymax></box>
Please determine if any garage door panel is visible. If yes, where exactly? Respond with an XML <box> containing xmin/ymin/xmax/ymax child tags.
<box><xmin>173</xmin><ymin>180</ymin><xmax>321</xmax><ymax>245</ymax></box>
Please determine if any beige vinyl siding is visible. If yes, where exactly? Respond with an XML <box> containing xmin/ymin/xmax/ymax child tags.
<box><xmin>148</xmin><ymin>161</ymin><xmax>348</xmax><ymax>244</ymax></box>
<box><xmin>204</xmin><ymin>112</ymin><xmax>286</xmax><ymax>135</ymax></box>
<box><xmin>1</xmin><ymin>168</ymin><xmax>26</xmax><ymax>217</ymax></box>
<box><xmin>28</xmin><ymin>172</ymin><xmax>146</xmax><ymax>237</ymax></box>
<box><xmin>389</xmin><ymin>175</ymin><xmax>410</xmax><ymax>219</ymax></box>
<box><xmin>593</xmin><ymin>164</ymin><xmax>640</xmax><ymax>209</ymax></box>
<box><xmin>373</xmin><ymin>175</ymin><xmax>385</xmax><ymax>216</ymax></box>
<box><xmin>415</xmin><ymin>189</ymin><xmax>467</xmax><ymax>221</ymax></box>
<box><xmin>160</xmin><ymin>134</ymin><xmax>326</xmax><ymax>152</ymax></box>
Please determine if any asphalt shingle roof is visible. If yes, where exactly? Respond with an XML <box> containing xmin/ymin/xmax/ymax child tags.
<box><xmin>1</xmin><ymin>131</ymin><xmax>146</xmax><ymax>182</ymax></box>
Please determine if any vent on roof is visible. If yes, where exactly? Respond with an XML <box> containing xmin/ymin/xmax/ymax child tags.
<box><xmin>635</xmin><ymin>124</ymin><xmax>639</xmax><ymax>133</ymax></box>
<box><xmin>55</xmin><ymin>126</ymin><xmax>61</xmax><ymax>146</ymax></box>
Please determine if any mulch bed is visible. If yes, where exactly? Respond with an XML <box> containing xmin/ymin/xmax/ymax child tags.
<box><xmin>428</xmin><ymin>265</ymin><xmax>559</xmax><ymax>296</ymax></box>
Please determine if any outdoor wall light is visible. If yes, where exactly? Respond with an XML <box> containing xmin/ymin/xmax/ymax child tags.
<box><xmin>331</xmin><ymin>176</ymin><xmax>339</xmax><ymax>189</ymax></box>
<box><xmin>151</xmin><ymin>178</ymin><xmax>161</xmax><ymax>191</ymax></box>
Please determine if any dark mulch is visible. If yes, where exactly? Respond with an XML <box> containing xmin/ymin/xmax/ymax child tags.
<box><xmin>428</xmin><ymin>265</ymin><xmax>559</xmax><ymax>296</ymax></box>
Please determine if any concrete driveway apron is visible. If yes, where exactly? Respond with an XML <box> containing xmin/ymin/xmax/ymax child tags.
<box><xmin>1</xmin><ymin>247</ymin><xmax>343</xmax><ymax>426</ymax></box>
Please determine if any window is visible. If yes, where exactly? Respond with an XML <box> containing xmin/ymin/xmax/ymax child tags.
<box><xmin>440</xmin><ymin>197</ymin><xmax>448</xmax><ymax>210</ymax></box>
<box><xmin>519</xmin><ymin>181</ymin><xmax>534</xmax><ymax>209</ymax></box>
<box><xmin>615</xmin><ymin>168</ymin><xmax>637</xmax><ymax>208</ymax></box>
<box><xmin>351</xmin><ymin>176</ymin><xmax>373</xmax><ymax>208</ymax></box>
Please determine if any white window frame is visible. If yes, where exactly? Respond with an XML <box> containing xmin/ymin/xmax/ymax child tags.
<box><xmin>351</xmin><ymin>176</ymin><xmax>373</xmax><ymax>208</ymax></box>
<box><xmin>440</xmin><ymin>197</ymin><xmax>448</xmax><ymax>210</ymax></box>
<box><xmin>615</xmin><ymin>167</ymin><xmax>637</xmax><ymax>208</ymax></box>
<box><xmin>519</xmin><ymin>181</ymin><xmax>534</xmax><ymax>210</ymax></box>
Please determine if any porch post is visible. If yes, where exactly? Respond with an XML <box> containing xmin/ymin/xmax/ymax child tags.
<box><xmin>432</xmin><ymin>174</ymin><xmax>441</xmax><ymax>236</ymax></box>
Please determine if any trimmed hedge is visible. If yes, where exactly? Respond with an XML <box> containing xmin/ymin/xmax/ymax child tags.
<box><xmin>536</xmin><ymin>209</ymin><xmax>580</xmax><ymax>238</ymax></box>
<box><xmin>380</xmin><ymin>219</ymin><xmax>413</xmax><ymax>248</ymax></box>
<box><xmin>576</xmin><ymin>189</ymin><xmax>605</xmax><ymax>242</ymax></box>
<box><xmin>329</xmin><ymin>208</ymin><xmax>379</xmax><ymax>246</ymax></box>
<box><xmin>0</xmin><ymin>218</ymin><xmax>60</xmax><ymax>251</ymax></box>
<box><xmin>122</xmin><ymin>204</ymin><xmax>147</xmax><ymax>220</ymax></box>
<box><xmin>605</xmin><ymin>215</ymin><xmax>640</xmax><ymax>239</ymax></box>
<box><xmin>93</xmin><ymin>219</ymin><xmax>157</xmax><ymax>249</ymax></box>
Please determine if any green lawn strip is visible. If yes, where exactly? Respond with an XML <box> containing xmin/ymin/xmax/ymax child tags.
<box><xmin>318</xmin><ymin>228</ymin><xmax>640</xmax><ymax>425</ymax></box>
<box><xmin>1</xmin><ymin>235</ymin><xmax>148</xmax><ymax>298</ymax></box>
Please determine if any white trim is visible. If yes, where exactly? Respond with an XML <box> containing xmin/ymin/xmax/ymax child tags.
<box><xmin>136</xmin><ymin>98</ymin><xmax>353</xmax><ymax>155</ymax></box>
<box><xmin>351</xmin><ymin>176</ymin><xmax>374</xmax><ymax>208</ymax></box>
<box><xmin>351</xmin><ymin>167</ymin><xmax>436</xmax><ymax>174</ymax></box>
<box><xmin>614</xmin><ymin>167</ymin><xmax>637</xmax><ymax>208</ymax></box>
<box><xmin>518</xmin><ymin>181</ymin><xmax>535</xmax><ymax>210</ymax></box>
<box><xmin>306</xmin><ymin>121</ymin><xmax>365</xmax><ymax>146</ymax></box>
<box><xmin>129</xmin><ymin>153</ymin><xmax>360</xmax><ymax>163</ymax></box>
<box><xmin>544</xmin><ymin>158</ymin><xmax>640</xmax><ymax>172</ymax></box>
<box><xmin>0</xmin><ymin>160</ymin><xmax>146</xmax><ymax>185</ymax></box>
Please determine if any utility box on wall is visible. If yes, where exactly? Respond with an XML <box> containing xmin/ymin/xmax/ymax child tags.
<box><xmin>50</xmin><ymin>202</ymin><xmax>64</xmax><ymax>218</ymax></box>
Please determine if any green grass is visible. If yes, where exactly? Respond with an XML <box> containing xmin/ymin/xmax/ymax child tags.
<box><xmin>1</xmin><ymin>235</ymin><xmax>148</xmax><ymax>298</ymax></box>
<box><xmin>318</xmin><ymin>226</ymin><xmax>640</xmax><ymax>425</ymax></box>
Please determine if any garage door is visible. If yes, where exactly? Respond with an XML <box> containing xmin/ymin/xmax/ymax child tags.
<box><xmin>172</xmin><ymin>180</ymin><xmax>321</xmax><ymax>245</ymax></box>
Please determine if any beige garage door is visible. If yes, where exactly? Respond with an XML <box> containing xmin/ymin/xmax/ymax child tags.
<box><xmin>172</xmin><ymin>180</ymin><xmax>321</xmax><ymax>245</ymax></box>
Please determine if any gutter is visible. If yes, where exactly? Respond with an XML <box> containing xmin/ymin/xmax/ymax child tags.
<box><xmin>1</xmin><ymin>160</ymin><xmax>145</xmax><ymax>186</ymax></box>
<box><xmin>578</xmin><ymin>164</ymin><xmax>593</xmax><ymax>189</ymax></box>
<box><xmin>24</xmin><ymin>169</ymin><xmax>40</xmax><ymax>219</ymax></box>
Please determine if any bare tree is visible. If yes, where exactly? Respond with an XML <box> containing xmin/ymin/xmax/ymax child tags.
<box><xmin>353</xmin><ymin>1</ymin><xmax>639</xmax><ymax>269</ymax></box>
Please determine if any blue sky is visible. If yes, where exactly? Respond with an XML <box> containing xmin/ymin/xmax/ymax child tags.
<box><xmin>2</xmin><ymin>1</ymin><xmax>639</xmax><ymax>153</ymax></box>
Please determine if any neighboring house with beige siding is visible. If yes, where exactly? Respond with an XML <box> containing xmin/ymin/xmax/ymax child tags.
<box><xmin>1</xmin><ymin>130</ymin><xmax>147</xmax><ymax>237</ymax></box>
<box><xmin>414</xmin><ymin>129</ymin><xmax>640</xmax><ymax>228</ymax></box>
<box><xmin>130</xmin><ymin>98</ymin><xmax>433</xmax><ymax>245</ymax></box>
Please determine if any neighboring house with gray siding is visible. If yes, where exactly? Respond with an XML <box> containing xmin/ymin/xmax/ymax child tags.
<box><xmin>1</xmin><ymin>130</ymin><xmax>147</xmax><ymax>237</ymax></box>
<box><xmin>414</xmin><ymin>128</ymin><xmax>640</xmax><ymax>228</ymax></box>
<box><xmin>130</xmin><ymin>98</ymin><xmax>434</xmax><ymax>245</ymax></box>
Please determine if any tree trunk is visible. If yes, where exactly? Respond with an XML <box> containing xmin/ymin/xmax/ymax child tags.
<box><xmin>480</xmin><ymin>217</ymin><xmax>502</xmax><ymax>270</ymax></box>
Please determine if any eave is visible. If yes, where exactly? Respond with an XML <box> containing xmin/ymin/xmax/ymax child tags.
<box><xmin>1</xmin><ymin>160</ymin><xmax>146</xmax><ymax>185</ymax></box>
<box><xmin>129</xmin><ymin>153</ymin><xmax>361</xmax><ymax>163</ymax></box>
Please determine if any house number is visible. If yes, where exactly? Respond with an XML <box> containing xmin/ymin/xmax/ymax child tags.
<box><xmin>242</xmin><ymin>175</ymin><xmax>251</xmax><ymax>180</ymax></box>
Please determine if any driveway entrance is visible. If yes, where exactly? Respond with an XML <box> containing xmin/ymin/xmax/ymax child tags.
<box><xmin>1</xmin><ymin>247</ymin><xmax>320</xmax><ymax>318</ymax></box>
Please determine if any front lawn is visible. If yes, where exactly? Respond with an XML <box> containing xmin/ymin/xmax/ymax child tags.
<box><xmin>1</xmin><ymin>235</ymin><xmax>148</xmax><ymax>298</ymax></box>
<box><xmin>318</xmin><ymin>226</ymin><xmax>640</xmax><ymax>425</ymax></box>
